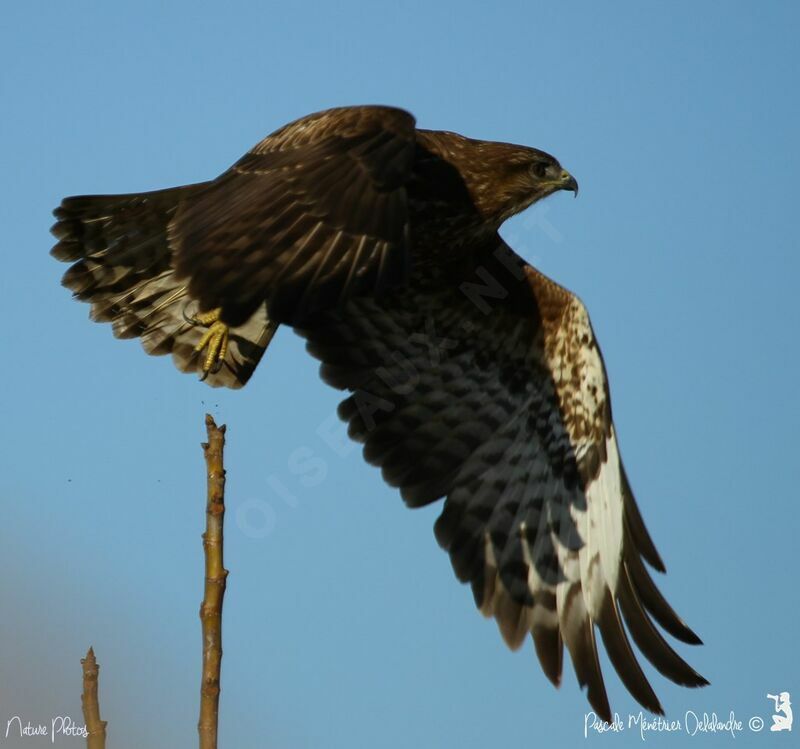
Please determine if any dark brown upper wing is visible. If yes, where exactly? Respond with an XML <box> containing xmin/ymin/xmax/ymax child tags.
<box><xmin>299</xmin><ymin>239</ymin><xmax>706</xmax><ymax>720</ymax></box>
<box><xmin>172</xmin><ymin>105</ymin><xmax>417</xmax><ymax>326</ymax></box>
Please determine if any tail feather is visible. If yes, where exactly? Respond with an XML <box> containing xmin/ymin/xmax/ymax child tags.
<box><xmin>52</xmin><ymin>185</ymin><xmax>276</xmax><ymax>388</ymax></box>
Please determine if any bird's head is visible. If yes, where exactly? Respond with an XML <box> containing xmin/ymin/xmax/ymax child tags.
<box><xmin>473</xmin><ymin>141</ymin><xmax>578</xmax><ymax>225</ymax></box>
<box><xmin>416</xmin><ymin>131</ymin><xmax>577</xmax><ymax>228</ymax></box>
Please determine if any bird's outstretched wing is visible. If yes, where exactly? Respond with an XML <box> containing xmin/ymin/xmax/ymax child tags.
<box><xmin>299</xmin><ymin>239</ymin><xmax>706</xmax><ymax>720</ymax></box>
<box><xmin>173</xmin><ymin>105</ymin><xmax>417</xmax><ymax>326</ymax></box>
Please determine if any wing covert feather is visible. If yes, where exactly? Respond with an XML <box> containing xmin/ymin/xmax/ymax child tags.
<box><xmin>173</xmin><ymin>106</ymin><xmax>417</xmax><ymax>326</ymax></box>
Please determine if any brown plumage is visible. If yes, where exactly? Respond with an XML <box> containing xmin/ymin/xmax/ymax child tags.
<box><xmin>52</xmin><ymin>105</ymin><xmax>706</xmax><ymax>719</ymax></box>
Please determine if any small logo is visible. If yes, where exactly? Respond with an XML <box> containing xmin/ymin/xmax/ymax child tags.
<box><xmin>767</xmin><ymin>692</ymin><xmax>792</xmax><ymax>732</ymax></box>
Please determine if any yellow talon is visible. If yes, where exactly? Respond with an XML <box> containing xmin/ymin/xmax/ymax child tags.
<box><xmin>192</xmin><ymin>308</ymin><xmax>223</xmax><ymax>326</ymax></box>
<box><xmin>191</xmin><ymin>308</ymin><xmax>229</xmax><ymax>377</ymax></box>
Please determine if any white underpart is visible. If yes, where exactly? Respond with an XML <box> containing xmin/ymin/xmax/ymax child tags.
<box><xmin>587</xmin><ymin>427</ymin><xmax>624</xmax><ymax>598</ymax></box>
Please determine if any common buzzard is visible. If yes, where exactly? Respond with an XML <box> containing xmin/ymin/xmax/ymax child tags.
<box><xmin>52</xmin><ymin>105</ymin><xmax>707</xmax><ymax>720</ymax></box>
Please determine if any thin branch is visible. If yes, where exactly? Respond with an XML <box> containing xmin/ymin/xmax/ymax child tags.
<box><xmin>198</xmin><ymin>414</ymin><xmax>228</xmax><ymax>749</ymax></box>
<box><xmin>81</xmin><ymin>647</ymin><xmax>107</xmax><ymax>749</ymax></box>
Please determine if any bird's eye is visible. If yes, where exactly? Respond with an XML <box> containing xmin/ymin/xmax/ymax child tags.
<box><xmin>531</xmin><ymin>162</ymin><xmax>549</xmax><ymax>179</ymax></box>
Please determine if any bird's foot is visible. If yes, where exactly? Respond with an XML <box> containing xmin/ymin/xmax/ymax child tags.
<box><xmin>190</xmin><ymin>308</ymin><xmax>229</xmax><ymax>379</ymax></box>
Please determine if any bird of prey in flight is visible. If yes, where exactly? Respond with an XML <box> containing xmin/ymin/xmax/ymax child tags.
<box><xmin>52</xmin><ymin>105</ymin><xmax>707</xmax><ymax>720</ymax></box>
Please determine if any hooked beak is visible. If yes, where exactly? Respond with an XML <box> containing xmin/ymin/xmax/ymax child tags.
<box><xmin>558</xmin><ymin>169</ymin><xmax>579</xmax><ymax>197</ymax></box>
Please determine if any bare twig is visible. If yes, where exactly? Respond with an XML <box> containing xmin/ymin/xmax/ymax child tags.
<box><xmin>198</xmin><ymin>414</ymin><xmax>228</xmax><ymax>749</ymax></box>
<box><xmin>81</xmin><ymin>647</ymin><xmax>107</xmax><ymax>749</ymax></box>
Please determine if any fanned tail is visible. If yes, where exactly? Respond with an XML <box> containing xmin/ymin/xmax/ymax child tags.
<box><xmin>51</xmin><ymin>185</ymin><xmax>276</xmax><ymax>388</ymax></box>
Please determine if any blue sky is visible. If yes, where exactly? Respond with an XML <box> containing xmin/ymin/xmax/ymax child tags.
<box><xmin>1</xmin><ymin>1</ymin><xmax>798</xmax><ymax>747</ymax></box>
